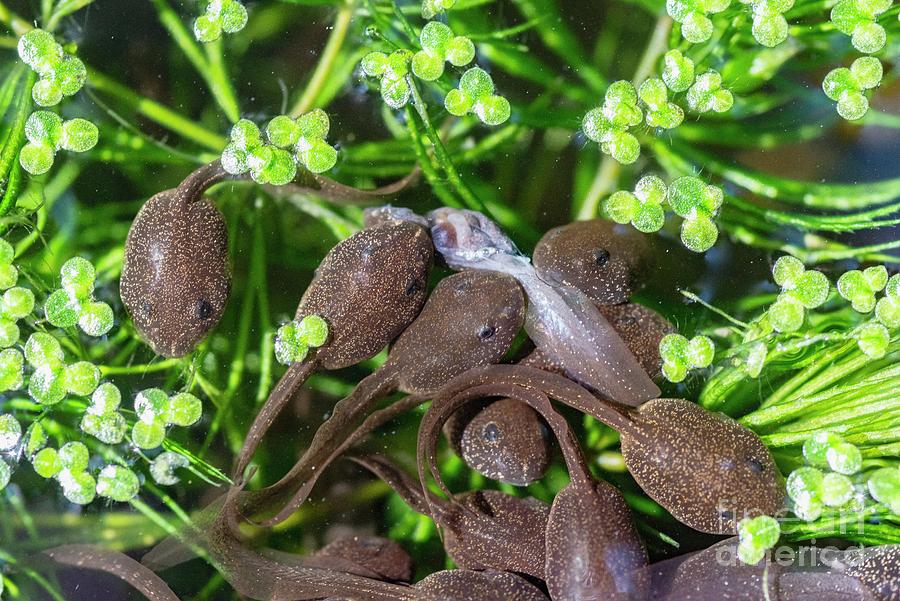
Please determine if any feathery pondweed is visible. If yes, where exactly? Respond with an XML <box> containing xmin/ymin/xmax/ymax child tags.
<box><xmin>0</xmin><ymin>0</ymin><xmax>896</xmax><ymax>596</ymax></box>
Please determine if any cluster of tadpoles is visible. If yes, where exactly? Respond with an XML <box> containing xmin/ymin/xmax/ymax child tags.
<box><xmin>35</xmin><ymin>164</ymin><xmax>898</xmax><ymax>600</ymax></box>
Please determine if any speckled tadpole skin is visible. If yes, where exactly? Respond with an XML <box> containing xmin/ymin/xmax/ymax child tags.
<box><xmin>621</xmin><ymin>398</ymin><xmax>785</xmax><ymax>534</ymax></box>
<box><xmin>426</xmin><ymin>207</ymin><xmax>660</xmax><ymax>406</ymax></box>
<box><xmin>121</xmin><ymin>163</ymin><xmax>232</xmax><ymax>357</ymax></box>
<box><xmin>415</xmin><ymin>570</ymin><xmax>550</xmax><ymax>601</ymax></box>
<box><xmin>297</xmin><ymin>220</ymin><xmax>434</xmax><ymax>370</ymax></box>
<box><xmin>301</xmin><ymin>536</ymin><xmax>414</xmax><ymax>583</ymax></box>
<box><xmin>456</xmin><ymin>398</ymin><xmax>550</xmax><ymax>486</ymax></box>
<box><xmin>532</xmin><ymin>219</ymin><xmax>650</xmax><ymax>305</ymax></box>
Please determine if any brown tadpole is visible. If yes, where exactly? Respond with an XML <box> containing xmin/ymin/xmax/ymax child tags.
<box><xmin>237</xmin><ymin>270</ymin><xmax>526</xmax><ymax>528</ymax></box>
<box><xmin>300</xmin><ymin>536</ymin><xmax>414</xmax><ymax>583</ymax></box>
<box><xmin>432</xmin><ymin>381</ymin><xmax>647</xmax><ymax>599</ymax></box>
<box><xmin>449</xmin><ymin>301</ymin><xmax>671</xmax><ymax>487</ymax></box>
<box><xmin>230</xmin><ymin>219</ymin><xmax>434</xmax><ymax>487</ymax></box>
<box><xmin>418</xmin><ymin>381</ymin><xmax>647</xmax><ymax>600</ymax></box>
<box><xmin>456</xmin><ymin>398</ymin><xmax>551</xmax><ymax>486</ymax></box>
<box><xmin>428</xmin><ymin>365</ymin><xmax>785</xmax><ymax>535</ymax></box>
<box><xmin>532</xmin><ymin>218</ymin><xmax>650</xmax><ymax>305</ymax></box>
<box><xmin>415</xmin><ymin>570</ymin><xmax>550</xmax><ymax>601</ymax></box>
<box><xmin>348</xmin><ymin>453</ymin><xmax>549</xmax><ymax>581</ymax></box>
<box><xmin>121</xmin><ymin>161</ymin><xmax>234</xmax><ymax>358</ymax></box>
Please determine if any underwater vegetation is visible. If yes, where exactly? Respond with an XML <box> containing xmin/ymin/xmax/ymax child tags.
<box><xmin>0</xmin><ymin>0</ymin><xmax>897</xmax><ymax>598</ymax></box>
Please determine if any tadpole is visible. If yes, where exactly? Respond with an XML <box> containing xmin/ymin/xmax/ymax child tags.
<box><xmin>531</xmin><ymin>218</ymin><xmax>650</xmax><ymax>305</ymax></box>
<box><xmin>121</xmin><ymin>163</ymin><xmax>422</xmax><ymax>359</ymax></box>
<box><xmin>121</xmin><ymin>161</ymin><xmax>233</xmax><ymax>358</ymax></box>
<box><xmin>428</xmin><ymin>364</ymin><xmax>784</xmax><ymax>534</ymax></box>
<box><xmin>297</xmin><ymin>536</ymin><xmax>414</xmax><ymax>583</ymax></box>
<box><xmin>451</xmin><ymin>301</ymin><xmax>671</xmax><ymax>487</ymax></box>
<box><xmin>349</xmin><ymin>453</ymin><xmax>549</xmax><ymax>580</ymax></box>
<box><xmin>426</xmin><ymin>207</ymin><xmax>660</xmax><ymax>406</ymax></box>
<box><xmin>237</xmin><ymin>269</ymin><xmax>525</xmax><ymax>527</ymax></box>
<box><xmin>230</xmin><ymin>218</ymin><xmax>434</xmax><ymax>488</ymax></box>
<box><xmin>418</xmin><ymin>380</ymin><xmax>647</xmax><ymax>600</ymax></box>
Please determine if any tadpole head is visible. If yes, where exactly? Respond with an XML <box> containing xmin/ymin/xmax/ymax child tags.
<box><xmin>458</xmin><ymin>398</ymin><xmax>551</xmax><ymax>486</ymax></box>
<box><xmin>621</xmin><ymin>399</ymin><xmax>785</xmax><ymax>534</ymax></box>
<box><xmin>296</xmin><ymin>220</ymin><xmax>433</xmax><ymax>369</ymax></box>
<box><xmin>121</xmin><ymin>191</ymin><xmax>231</xmax><ymax>357</ymax></box>
<box><xmin>389</xmin><ymin>270</ymin><xmax>526</xmax><ymax>394</ymax></box>
<box><xmin>597</xmin><ymin>303</ymin><xmax>673</xmax><ymax>378</ymax></box>
<box><xmin>532</xmin><ymin>219</ymin><xmax>650</xmax><ymax>305</ymax></box>
<box><xmin>427</xmin><ymin>207</ymin><xmax>521</xmax><ymax>270</ymax></box>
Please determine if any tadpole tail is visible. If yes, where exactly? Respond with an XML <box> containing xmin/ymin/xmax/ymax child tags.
<box><xmin>236</xmin><ymin>368</ymin><xmax>400</xmax><ymax>527</ymax></box>
<box><xmin>172</xmin><ymin>160</ymin><xmax>238</xmax><ymax>208</ymax></box>
<box><xmin>274</xmin><ymin>166</ymin><xmax>421</xmax><ymax>205</ymax></box>
<box><xmin>231</xmin><ymin>358</ymin><xmax>320</xmax><ymax>482</ymax></box>
<box><xmin>347</xmin><ymin>453</ymin><xmax>436</xmax><ymax>516</ymax></box>
<box><xmin>42</xmin><ymin>544</ymin><xmax>182</xmax><ymax>601</ymax></box>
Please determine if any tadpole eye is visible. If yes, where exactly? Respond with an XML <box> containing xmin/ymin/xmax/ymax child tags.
<box><xmin>196</xmin><ymin>299</ymin><xmax>214</xmax><ymax>320</ymax></box>
<box><xmin>617</xmin><ymin>315</ymin><xmax>637</xmax><ymax>327</ymax></box>
<box><xmin>141</xmin><ymin>300</ymin><xmax>153</xmax><ymax>319</ymax></box>
<box><xmin>482</xmin><ymin>423</ymin><xmax>500</xmax><ymax>442</ymax></box>
<box><xmin>592</xmin><ymin>248</ymin><xmax>611</xmax><ymax>267</ymax></box>
<box><xmin>746</xmin><ymin>457</ymin><xmax>765</xmax><ymax>474</ymax></box>
<box><xmin>405</xmin><ymin>279</ymin><xmax>423</xmax><ymax>296</ymax></box>
<box><xmin>477</xmin><ymin>325</ymin><xmax>496</xmax><ymax>340</ymax></box>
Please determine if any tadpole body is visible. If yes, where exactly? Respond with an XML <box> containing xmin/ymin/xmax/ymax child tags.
<box><xmin>121</xmin><ymin>161</ymin><xmax>233</xmax><ymax>358</ymax></box>
<box><xmin>456</xmin><ymin>398</ymin><xmax>551</xmax><ymax>486</ymax></box>
<box><xmin>426</xmin><ymin>207</ymin><xmax>660</xmax><ymax>406</ymax></box>
<box><xmin>620</xmin><ymin>398</ymin><xmax>784</xmax><ymax>534</ymax></box>
<box><xmin>419</xmin><ymin>381</ymin><xmax>648</xmax><ymax>600</ymax></box>
<box><xmin>231</xmin><ymin>219</ymin><xmax>434</xmax><ymax>486</ymax></box>
<box><xmin>521</xmin><ymin>302</ymin><xmax>671</xmax><ymax>379</ymax></box>
<box><xmin>428</xmin><ymin>365</ymin><xmax>784</xmax><ymax>535</ymax></box>
<box><xmin>415</xmin><ymin>570</ymin><xmax>550</xmax><ymax>601</ymax></box>
<box><xmin>532</xmin><ymin>218</ymin><xmax>649</xmax><ymax>305</ymax></box>
<box><xmin>301</xmin><ymin>536</ymin><xmax>414</xmax><ymax>583</ymax></box>
<box><xmin>349</xmin><ymin>453</ymin><xmax>549</xmax><ymax>580</ymax></box>
<box><xmin>451</xmin><ymin>301</ymin><xmax>671</xmax><ymax>487</ymax></box>
<box><xmin>240</xmin><ymin>269</ymin><xmax>525</xmax><ymax>526</ymax></box>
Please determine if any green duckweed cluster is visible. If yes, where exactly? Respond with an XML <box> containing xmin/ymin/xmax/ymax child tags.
<box><xmin>221</xmin><ymin>112</ymin><xmax>338</xmax><ymax>184</ymax></box>
<box><xmin>0</xmin><ymin>252</ymin><xmax>213</xmax><ymax>507</ymax></box>
<box><xmin>16</xmin><ymin>29</ymin><xmax>97</xmax><ymax>177</ymax></box>
<box><xmin>605</xmin><ymin>174</ymin><xmax>725</xmax><ymax>252</ymax></box>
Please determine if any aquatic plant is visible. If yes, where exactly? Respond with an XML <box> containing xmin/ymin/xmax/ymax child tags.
<box><xmin>0</xmin><ymin>0</ymin><xmax>896</xmax><ymax>598</ymax></box>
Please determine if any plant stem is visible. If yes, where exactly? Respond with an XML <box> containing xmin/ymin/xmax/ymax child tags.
<box><xmin>87</xmin><ymin>68</ymin><xmax>227</xmax><ymax>151</ymax></box>
<box><xmin>150</xmin><ymin>0</ymin><xmax>240</xmax><ymax>122</ymax></box>
<box><xmin>290</xmin><ymin>2</ymin><xmax>354</xmax><ymax>117</ymax></box>
<box><xmin>406</xmin><ymin>76</ymin><xmax>486</xmax><ymax>213</ymax></box>
<box><xmin>577</xmin><ymin>16</ymin><xmax>672</xmax><ymax>220</ymax></box>
<box><xmin>0</xmin><ymin>1</ymin><xmax>33</xmax><ymax>36</ymax></box>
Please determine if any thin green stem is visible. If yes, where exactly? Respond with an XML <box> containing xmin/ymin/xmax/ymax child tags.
<box><xmin>406</xmin><ymin>76</ymin><xmax>486</xmax><ymax>213</ymax></box>
<box><xmin>150</xmin><ymin>0</ymin><xmax>240</xmax><ymax>122</ymax></box>
<box><xmin>0</xmin><ymin>1</ymin><xmax>34</xmax><ymax>36</ymax></box>
<box><xmin>577</xmin><ymin>16</ymin><xmax>673</xmax><ymax>220</ymax></box>
<box><xmin>87</xmin><ymin>68</ymin><xmax>227</xmax><ymax>151</ymax></box>
<box><xmin>290</xmin><ymin>2</ymin><xmax>354</xmax><ymax>117</ymax></box>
